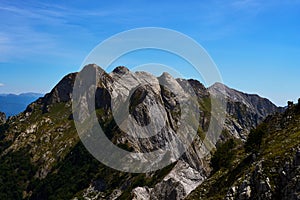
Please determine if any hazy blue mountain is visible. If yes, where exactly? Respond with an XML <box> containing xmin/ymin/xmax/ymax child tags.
<box><xmin>0</xmin><ymin>93</ymin><xmax>43</xmax><ymax>117</ymax></box>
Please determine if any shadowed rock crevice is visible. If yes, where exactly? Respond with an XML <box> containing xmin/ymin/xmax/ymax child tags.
<box><xmin>129</xmin><ymin>86</ymin><xmax>150</xmax><ymax>126</ymax></box>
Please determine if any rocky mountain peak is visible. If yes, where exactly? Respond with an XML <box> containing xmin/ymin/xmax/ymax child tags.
<box><xmin>44</xmin><ymin>72</ymin><xmax>77</xmax><ymax>104</ymax></box>
<box><xmin>112</xmin><ymin>66</ymin><xmax>130</xmax><ymax>75</ymax></box>
<box><xmin>159</xmin><ymin>72</ymin><xmax>174</xmax><ymax>80</ymax></box>
<box><xmin>158</xmin><ymin>72</ymin><xmax>182</xmax><ymax>93</ymax></box>
<box><xmin>209</xmin><ymin>82</ymin><xmax>283</xmax><ymax>140</ymax></box>
<box><xmin>209</xmin><ymin>82</ymin><xmax>279</xmax><ymax>112</ymax></box>
<box><xmin>187</xmin><ymin>79</ymin><xmax>209</xmax><ymax>98</ymax></box>
<box><xmin>0</xmin><ymin>64</ymin><xmax>287</xmax><ymax>200</ymax></box>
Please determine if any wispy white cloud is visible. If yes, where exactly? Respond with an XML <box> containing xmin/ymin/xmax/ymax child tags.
<box><xmin>0</xmin><ymin>83</ymin><xmax>4</xmax><ymax>87</ymax></box>
<box><xmin>0</xmin><ymin>3</ymin><xmax>63</xmax><ymax>61</ymax></box>
<box><xmin>1</xmin><ymin>0</ymin><xmax>299</xmax><ymax>63</ymax></box>
<box><xmin>0</xmin><ymin>1</ymin><xmax>140</xmax><ymax>63</ymax></box>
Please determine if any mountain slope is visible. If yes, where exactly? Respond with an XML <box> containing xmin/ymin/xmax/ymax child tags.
<box><xmin>0</xmin><ymin>65</ymin><xmax>283</xmax><ymax>200</ymax></box>
<box><xmin>209</xmin><ymin>83</ymin><xmax>283</xmax><ymax>140</ymax></box>
<box><xmin>187</xmin><ymin>100</ymin><xmax>300</xmax><ymax>200</ymax></box>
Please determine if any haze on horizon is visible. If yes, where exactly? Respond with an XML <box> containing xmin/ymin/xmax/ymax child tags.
<box><xmin>0</xmin><ymin>0</ymin><xmax>299</xmax><ymax>106</ymax></box>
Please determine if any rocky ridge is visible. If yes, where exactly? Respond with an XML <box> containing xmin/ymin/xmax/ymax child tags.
<box><xmin>0</xmin><ymin>64</ymin><xmax>283</xmax><ymax>200</ymax></box>
<box><xmin>187</xmin><ymin>100</ymin><xmax>300</xmax><ymax>199</ymax></box>
<box><xmin>209</xmin><ymin>82</ymin><xmax>283</xmax><ymax>140</ymax></box>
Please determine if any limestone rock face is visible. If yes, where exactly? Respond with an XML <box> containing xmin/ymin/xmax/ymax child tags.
<box><xmin>0</xmin><ymin>64</ymin><xmax>285</xmax><ymax>200</ymax></box>
<box><xmin>72</xmin><ymin>65</ymin><xmax>211</xmax><ymax>199</ymax></box>
<box><xmin>209</xmin><ymin>82</ymin><xmax>283</xmax><ymax>140</ymax></box>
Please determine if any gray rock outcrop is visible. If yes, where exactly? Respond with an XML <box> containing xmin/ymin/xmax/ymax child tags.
<box><xmin>209</xmin><ymin>82</ymin><xmax>283</xmax><ymax>140</ymax></box>
<box><xmin>0</xmin><ymin>64</ymin><xmax>284</xmax><ymax>200</ymax></box>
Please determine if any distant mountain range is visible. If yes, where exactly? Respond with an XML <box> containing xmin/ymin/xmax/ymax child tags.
<box><xmin>0</xmin><ymin>93</ymin><xmax>43</xmax><ymax>117</ymax></box>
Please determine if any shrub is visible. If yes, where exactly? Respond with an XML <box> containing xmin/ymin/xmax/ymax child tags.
<box><xmin>211</xmin><ymin>138</ymin><xmax>236</xmax><ymax>172</ymax></box>
<box><xmin>245</xmin><ymin>125</ymin><xmax>266</xmax><ymax>153</ymax></box>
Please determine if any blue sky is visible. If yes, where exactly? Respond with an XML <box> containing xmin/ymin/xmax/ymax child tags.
<box><xmin>0</xmin><ymin>0</ymin><xmax>299</xmax><ymax>106</ymax></box>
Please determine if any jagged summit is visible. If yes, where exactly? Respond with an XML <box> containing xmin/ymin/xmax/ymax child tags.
<box><xmin>209</xmin><ymin>82</ymin><xmax>254</xmax><ymax>98</ymax></box>
<box><xmin>26</xmin><ymin>64</ymin><xmax>282</xmax><ymax>140</ymax></box>
<box><xmin>43</xmin><ymin>72</ymin><xmax>77</xmax><ymax>105</ymax></box>
<box><xmin>209</xmin><ymin>82</ymin><xmax>282</xmax><ymax>117</ymax></box>
<box><xmin>112</xmin><ymin>66</ymin><xmax>130</xmax><ymax>75</ymax></box>
<box><xmin>187</xmin><ymin>79</ymin><xmax>209</xmax><ymax>98</ymax></box>
<box><xmin>159</xmin><ymin>72</ymin><xmax>172</xmax><ymax>78</ymax></box>
<box><xmin>209</xmin><ymin>82</ymin><xmax>276</xmax><ymax>106</ymax></box>
<box><xmin>0</xmin><ymin>63</ymin><xmax>289</xmax><ymax>200</ymax></box>
<box><xmin>209</xmin><ymin>82</ymin><xmax>283</xmax><ymax>139</ymax></box>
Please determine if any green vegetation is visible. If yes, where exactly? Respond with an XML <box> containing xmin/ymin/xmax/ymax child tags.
<box><xmin>0</xmin><ymin>148</ymin><xmax>37</xmax><ymax>200</ymax></box>
<box><xmin>211</xmin><ymin>138</ymin><xmax>237</xmax><ymax>172</ymax></box>
<box><xmin>0</xmin><ymin>102</ymin><xmax>79</xmax><ymax>200</ymax></box>
<box><xmin>29</xmin><ymin>142</ymin><xmax>100</xmax><ymax>200</ymax></box>
<box><xmin>0</xmin><ymin>99</ymin><xmax>178</xmax><ymax>200</ymax></box>
<box><xmin>0</xmin><ymin>123</ymin><xmax>10</xmax><ymax>152</ymax></box>
<box><xmin>245</xmin><ymin>123</ymin><xmax>267</xmax><ymax>153</ymax></box>
<box><xmin>188</xmin><ymin>103</ymin><xmax>300</xmax><ymax>199</ymax></box>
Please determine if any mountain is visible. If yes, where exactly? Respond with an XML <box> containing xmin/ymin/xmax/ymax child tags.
<box><xmin>187</xmin><ymin>100</ymin><xmax>300</xmax><ymax>200</ymax></box>
<box><xmin>0</xmin><ymin>93</ymin><xmax>43</xmax><ymax>117</ymax></box>
<box><xmin>0</xmin><ymin>65</ymin><xmax>284</xmax><ymax>200</ymax></box>
<box><xmin>209</xmin><ymin>83</ymin><xmax>284</xmax><ymax>140</ymax></box>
